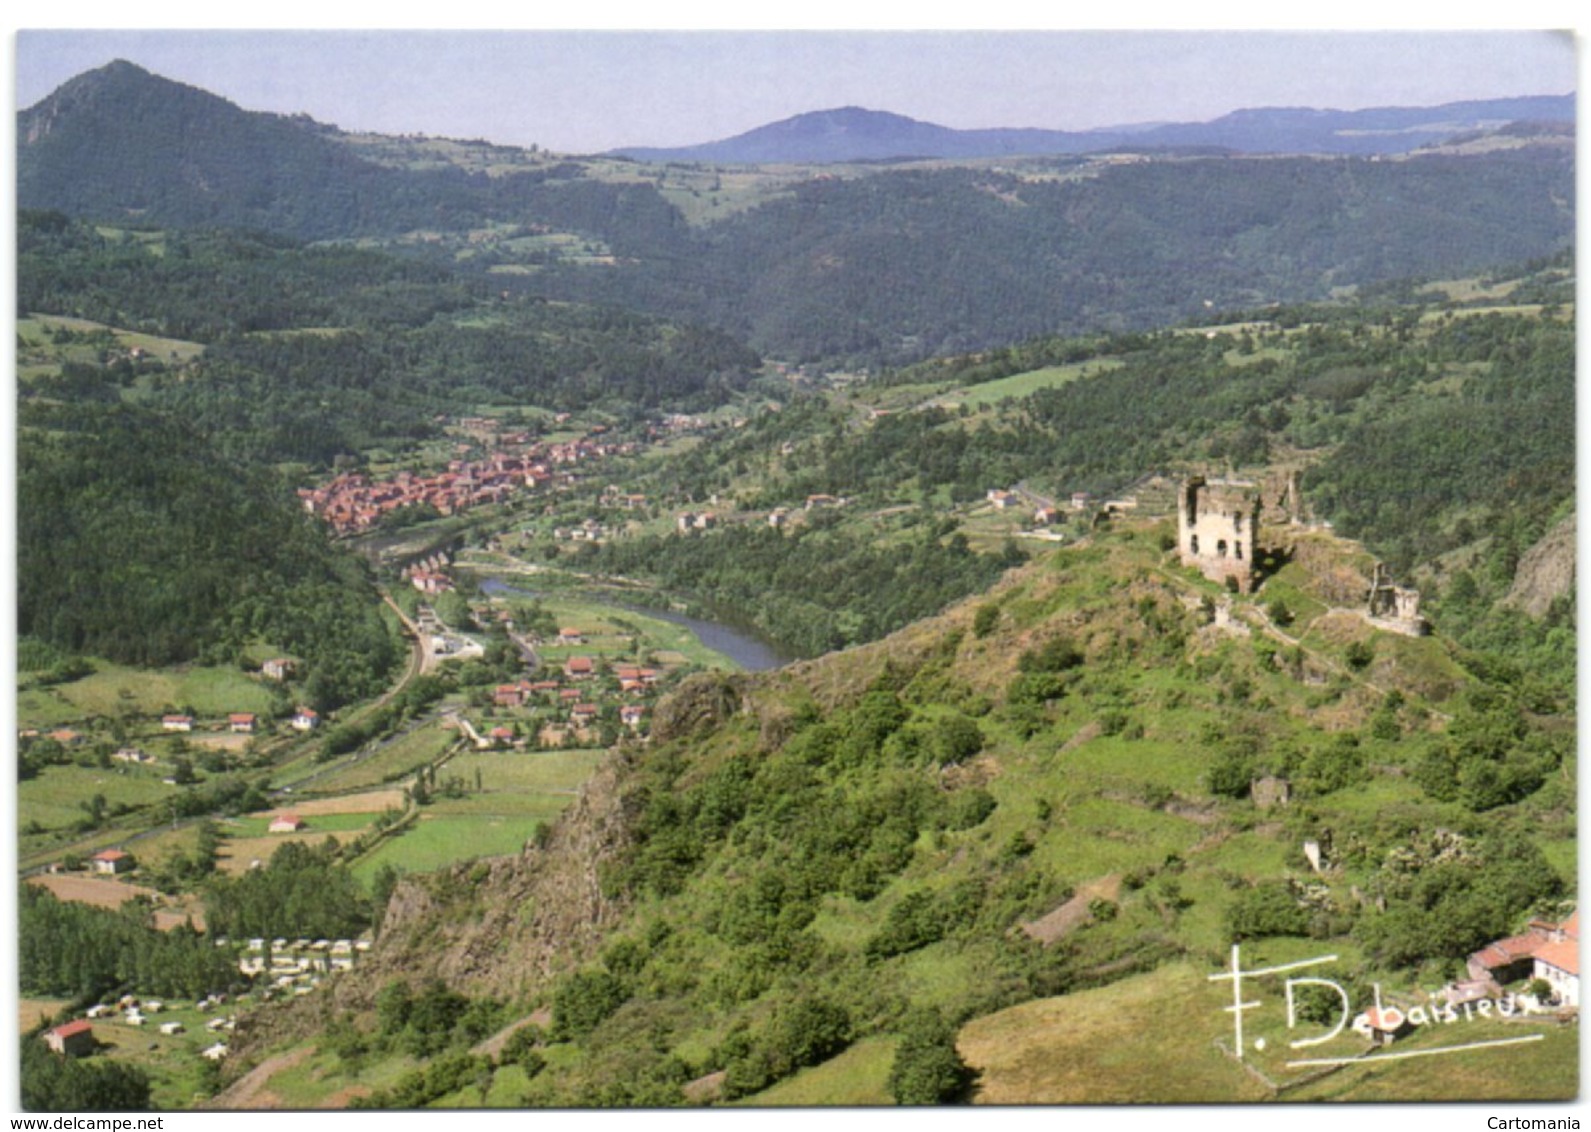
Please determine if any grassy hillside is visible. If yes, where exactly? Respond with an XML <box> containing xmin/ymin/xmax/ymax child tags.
<box><xmin>214</xmin><ymin>516</ymin><xmax>1574</xmax><ymax>1106</ymax></box>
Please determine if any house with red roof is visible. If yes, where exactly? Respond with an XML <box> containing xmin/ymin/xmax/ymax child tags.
<box><xmin>44</xmin><ymin>1019</ymin><xmax>96</xmax><ymax>1057</ymax></box>
<box><xmin>1468</xmin><ymin>909</ymin><xmax>1580</xmax><ymax>1007</ymax></box>
<box><xmin>1532</xmin><ymin>911</ymin><xmax>1579</xmax><ymax>1007</ymax></box>
<box><xmin>291</xmin><ymin>707</ymin><xmax>319</xmax><ymax>731</ymax></box>
<box><xmin>269</xmin><ymin>813</ymin><xmax>306</xmax><ymax>834</ymax></box>
<box><xmin>91</xmin><ymin>849</ymin><xmax>133</xmax><ymax>875</ymax></box>
<box><xmin>564</xmin><ymin>656</ymin><xmax>595</xmax><ymax>680</ymax></box>
<box><xmin>1356</xmin><ymin>1006</ymin><xmax>1412</xmax><ymax>1047</ymax></box>
<box><xmin>162</xmin><ymin>714</ymin><xmax>193</xmax><ymax>732</ymax></box>
<box><xmin>229</xmin><ymin>713</ymin><xmax>257</xmax><ymax>733</ymax></box>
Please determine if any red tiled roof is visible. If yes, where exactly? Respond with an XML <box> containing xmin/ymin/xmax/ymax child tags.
<box><xmin>1535</xmin><ymin>939</ymin><xmax>1579</xmax><ymax>977</ymax></box>
<box><xmin>52</xmin><ymin>1020</ymin><xmax>94</xmax><ymax>1038</ymax></box>
<box><xmin>92</xmin><ymin>850</ymin><xmax>128</xmax><ymax>862</ymax></box>
<box><xmin>1472</xmin><ymin>932</ymin><xmax>1544</xmax><ymax>970</ymax></box>
<box><xmin>1363</xmin><ymin>1007</ymin><xmax>1406</xmax><ymax>1031</ymax></box>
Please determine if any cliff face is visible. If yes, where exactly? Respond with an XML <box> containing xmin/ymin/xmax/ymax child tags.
<box><xmin>224</xmin><ymin>751</ymin><xmax>636</xmax><ymax>1067</ymax></box>
<box><xmin>1506</xmin><ymin>512</ymin><xmax>1575</xmax><ymax>619</ymax></box>
<box><xmin>357</xmin><ymin>753</ymin><xmax>635</xmax><ymax>1002</ymax></box>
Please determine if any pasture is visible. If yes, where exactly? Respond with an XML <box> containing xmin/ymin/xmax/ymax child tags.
<box><xmin>350</xmin><ymin>814</ymin><xmax>543</xmax><ymax>881</ymax></box>
<box><xmin>33</xmin><ymin>659</ymin><xmax>277</xmax><ymax>723</ymax></box>
<box><xmin>925</xmin><ymin>359</ymin><xmax>1121</xmax><ymax>410</ymax></box>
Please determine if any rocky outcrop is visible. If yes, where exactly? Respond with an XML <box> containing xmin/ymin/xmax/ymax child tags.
<box><xmin>225</xmin><ymin>749</ymin><xmax>638</xmax><ymax>1068</ymax></box>
<box><xmin>649</xmin><ymin>672</ymin><xmax>748</xmax><ymax>742</ymax></box>
<box><xmin>1505</xmin><ymin>513</ymin><xmax>1575</xmax><ymax>618</ymax></box>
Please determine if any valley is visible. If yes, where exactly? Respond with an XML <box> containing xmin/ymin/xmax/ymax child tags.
<box><xmin>12</xmin><ymin>54</ymin><xmax>1577</xmax><ymax>1112</ymax></box>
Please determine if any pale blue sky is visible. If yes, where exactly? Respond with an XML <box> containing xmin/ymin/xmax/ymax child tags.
<box><xmin>12</xmin><ymin>29</ymin><xmax>1579</xmax><ymax>154</ymax></box>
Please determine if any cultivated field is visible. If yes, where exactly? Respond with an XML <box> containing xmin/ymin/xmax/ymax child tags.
<box><xmin>27</xmin><ymin>873</ymin><xmax>160</xmax><ymax>909</ymax></box>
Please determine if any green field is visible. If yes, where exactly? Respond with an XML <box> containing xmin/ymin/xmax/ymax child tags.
<box><xmin>351</xmin><ymin>814</ymin><xmax>545</xmax><ymax>881</ymax></box>
<box><xmin>441</xmin><ymin>750</ymin><xmax>604</xmax><ymax>802</ymax></box>
<box><xmin>925</xmin><ymin>359</ymin><xmax>1121</xmax><ymax>410</ymax></box>
<box><xmin>226</xmin><ymin>812</ymin><xmax>378</xmax><ymax>838</ymax></box>
<box><xmin>958</xmin><ymin>954</ymin><xmax>1575</xmax><ymax>1104</ymax></box>
<box><xmin>739</xmin><ymin>1036</ymin><xmax>897</xmax><ymax>1106</ymax></box>
<box><xmin>19</xmin><ymin>763</ymin><xmax>179</xmax><ymax>833</ymax></box>
<box><xmin>348</xmin><ymin>749</ymin><xmax>601</xmax><ymax>882</ymax></box>
<box><xmin>298</xmin><ymin>722</ymin><xmax>462</xmax><ymax>794</ymax></box>
<box><xmin>22</xmin><ymin>659</ymin><xmax>279</xmax><ymax>725</ymax></box>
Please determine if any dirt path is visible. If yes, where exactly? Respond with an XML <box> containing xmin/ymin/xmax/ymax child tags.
<box><xmin>206</xmin><ymin>1045</ymin><xmax>313</xmax><ymax>1110</ymax></box>
<box><xmin>1020</xmin><ymin>874</ymin><xmax>1122</xmax><ymax>944</ymax></box>
<box><xmin>472</xmin><ymin>1008</ymin><xmax>552</xmax><ymax>1059</ymax></box>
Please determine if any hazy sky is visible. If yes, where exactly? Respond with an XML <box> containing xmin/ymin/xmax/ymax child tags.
<box><xmin>12</xmin><ymin>28</ymin><xmax>1580</xmax><ymax>154</ymax></box>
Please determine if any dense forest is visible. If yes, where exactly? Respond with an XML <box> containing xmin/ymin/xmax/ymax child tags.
<box><xmin>18</xmin><ymin>213</ymin><xmax>761</xmax><ymax>464</ymax></box>
<box><xmin>16</xmin><ymin>402</ymin><xmax>400</xmax><ymax>708</ymax></box>
<box><xmin>19</xmin><ymin>885</ymin><xmax>240</xmax><ymax>1002</ymax></box>
<box><xmin>542</xmin><ymin>155</ymin><xmax>1574</xmax><ymax>363</ymax></box>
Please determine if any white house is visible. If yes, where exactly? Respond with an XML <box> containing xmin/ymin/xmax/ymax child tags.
<box><xmin>1532</xmin><ymin>912</ymin><xmax>1580</xmax><ymax>1007</ymax></box>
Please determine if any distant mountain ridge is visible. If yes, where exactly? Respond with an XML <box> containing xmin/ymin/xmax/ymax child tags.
<box><xmin>609</xmin><ymin>95</ymin><xmax>1576</xmax><ymax>164</ymax></box>
<box><xmin>16</xmin><ymin>61</ymin><xmax>1576</xmax><ymax>367</ymax></box>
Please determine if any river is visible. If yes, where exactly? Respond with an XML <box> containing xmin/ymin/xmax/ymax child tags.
<box><xmin>478</xmin><ymin>578</ymin><xmax>793</xmax><ymax>672</ymax></box>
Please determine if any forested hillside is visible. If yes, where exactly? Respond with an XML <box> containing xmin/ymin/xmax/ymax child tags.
<box><xmin>581</xmin><ymin>283</ymin><xmax>1573</xmax><ymax>693</ymax></box>
<box><xmin>18</xmin><ymin>213</ymin><xmax>761</xmax><ymax>465</ymax></box>
<box><xmin>544</xmin><ymin>154</ymin><xmax>1574</xmax><ymax>362</ymax></box>
<box><xmin>238</xmin><ymin>518</ymin><xmax>1574</xmax><ymax>1105</ymax></box>
<box><xmin>18</xmin><ymin>63</ymin><xmax>1574</xmax><ymax>368</ymax></box>
<box><xmin>16</xmin><ymin>403</ymin><xmax>400</xmax><ymax>709</ymax></box>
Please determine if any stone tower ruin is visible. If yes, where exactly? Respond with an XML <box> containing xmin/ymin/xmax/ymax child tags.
<box><xmin>1366</xmin><ymin>562</ymin><xmax>1429</xmax><ymax>636</ymax></box>
<box><xmin>1177</xmin><ymin>477</ymin><xmax>1259</xmax><ymax>593</ymax></box>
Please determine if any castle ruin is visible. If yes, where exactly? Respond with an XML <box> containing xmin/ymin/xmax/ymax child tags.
<box><xmin>1177</xmin><ymin>477</ymin><xmax>1259</xmax><ymax>593</ymax></box>
<box><xmin>1366</xmin><ymin>562</ymin><xmax>1429</xmax><ymax>637</ymax></box>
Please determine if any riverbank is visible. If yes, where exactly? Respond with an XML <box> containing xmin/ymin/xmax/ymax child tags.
<box><xmin>476</xmin><ymin>575</ymin><xmax>794</xmax><ymax>673</ymax></box>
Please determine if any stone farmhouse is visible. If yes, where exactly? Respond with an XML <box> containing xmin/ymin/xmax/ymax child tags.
<box><xmin>1462</xmin><ymin>909</ymin><xmax>1579</xmax><ymax>1007</ymax></box>
<box><xmin>44</xmin><ymin>1020</ymin><xmax>96</xmax><ymax>1057</ymax></box>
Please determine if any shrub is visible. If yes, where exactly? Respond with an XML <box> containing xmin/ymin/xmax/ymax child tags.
<box><xmin>551</xmin><ymin>969</ymin><xmax>628</xmax><ymax>1040</ymax></box>
<box><xmin>1018</xmin><ymin>636</ymin><xmax>1084</xmax><ymax>674</ymax></box>
<box><xmin>944</xmin><ymin>788</ymin><xmax>997</xmax><ymax>831</ymax></box>
<box><xmin>1225</xmin><ymin>881</ymin><xmax>1309</xmax><ymax>940</ymax></box>
<box><xmin>930</xmin><ymin>714</ymin><xmax>985</xmax><ymax>765</ymax></box>
<box><xmin>887</xmin><ymin>1006</ymin><xmax>976</xmax><ymax>1104</ymax></box>
<box><xmin>865</xmin><ymin>890</ymin><xmax>945</xmax><ymax>961</ymax></box>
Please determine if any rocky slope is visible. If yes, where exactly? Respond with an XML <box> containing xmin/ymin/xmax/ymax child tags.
<box><xmin>1506</xmin><ymin>511</ymin><xmax>1575</xmax><ymax>618</ymax></box>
